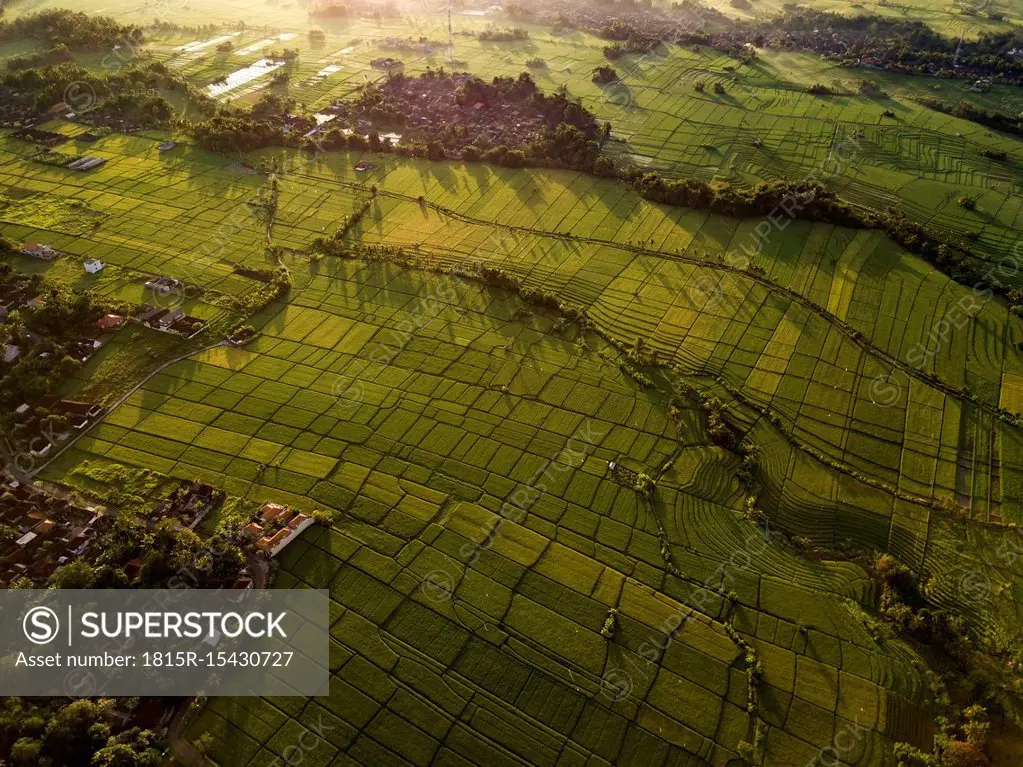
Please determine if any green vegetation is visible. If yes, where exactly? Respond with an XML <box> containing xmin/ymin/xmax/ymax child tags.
<box><xmin>0</xmin><ymin>9</ymin><xmax>141</xmax><ymax>50</ymax></box>
<box><xmin>0</xmin><ymin>700</ymin><xmax>162</xmax><ymax>766</ymax></box>
<box><xmin>2</xmin><ymin>1</ymin><xmax>1023</xmax><ymax>764</ymax></box>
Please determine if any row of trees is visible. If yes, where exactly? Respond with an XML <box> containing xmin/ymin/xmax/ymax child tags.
<box><xmin>190</xmin><ymin>114</ymin><xmax>290</xmax><ymax>153</ymax></box>
<box><xmin>918</xmin><ymin>98</ymin><xmax>1023</xmax><ymax>139</ymax></box>
<box><xmin>189</xmin><ymin>68</ymin><xmax>989</xmax><ymax>296</ymax></box>
<box><xmin>0</xmin><ymin>9</ymin><xmax>142</xmax><ymax>51</ymax></box>
<box><xmin>5</xmin><ymin>43</ymin><xmax>72</xmax><ymax>71</ymax></box>
<box><xmin>477</xmin><ymin>25</ymin><xmax>530</xmax><ymax>41</ymax></box>
<box><xmin>628</xmin><ymin>174</ymin><xmax>983</xmax><ymax>286</ymax></box>
<box><xmin>3</xmin><ymin>60</ymin><xmax>210</xmax><ymax>125</ymax></box>
<box><xmin>873</xmin><ymin>555</ymin><xmax>995</xmax><ymax>767</ymax></box>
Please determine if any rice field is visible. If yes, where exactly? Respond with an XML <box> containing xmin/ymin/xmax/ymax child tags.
<box><xmin>244</xmin><ymin>147</ymin><xmax>1023</xmax><ymax>527</ymax></box>
<box><xmin>6</xmin><ymin>1</ymin><xmax>1023</xmax><ymax>763</ymax></box>
<box><xmin>11</xmin><ymin>0</ymin><xmax>1023</xmax><ymax>271</ymax></box>
<box><xmin>5</xmin><ymin>115</ymin><xmax>1021</xmax><ymax>760</ymax></box>
<box><xmin>13</xmin><ymin>127</ymin><xmax>1022</xmax><ymax>528</ymax></box>
<box><xmin>45</xmin><ymin>259</ymin><xmax>942</xmax><ymax>765</ymax></box>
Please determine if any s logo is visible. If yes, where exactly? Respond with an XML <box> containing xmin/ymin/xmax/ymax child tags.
<box><xmin>23</xmin><ymin>606</ymin><xmax>60</xmax><ymax>645</ymax></box>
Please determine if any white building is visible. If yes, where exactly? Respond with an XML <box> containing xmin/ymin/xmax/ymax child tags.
<box><xmin>84</xmin><ymin>258</ymin><xmax>105</xmax><ymax>274</ymax></box>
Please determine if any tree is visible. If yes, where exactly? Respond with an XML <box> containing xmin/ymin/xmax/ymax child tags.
<box><xmin>193</xmin><ymin>732</ymin><xmax>216</xmax><ymax>756</ymax></box>
<box><xmin>893</xmin><ymin>742</ymin><xmax>931</xmax><ymax>766</ymax></box>
<box><xmin>634</xmin><ymin>473</ymin><xmax>656</xmax><ymax>495</ymax></box>
<box><xmin>90</xmin><ymin>728</ymin><xmax>162</xmax><ymax>766</ymax></box>
<box><xmin>59</xmin><ymin>355</ymin><xmax>80</xmax><ymax>378</ymax></box>
<box><xmin>941</xmin><ymin>741</ymin><xmax>989</xmax><ymax>767</ymax></box>
<box><xmin>91</xmin><ymin>744</ymin><xmax>145</xmax><ymax>767</ymax></box>
<box><xmin>961</xmin><ymin>705</ymin><xmax>989</xmax><ymax>745</ymax></box>
<box><xmin>28</xmin><ymin>287</ymin><xmax>99</xmax><ymax>336</ymax></box>
<box><xmin>736</xmin><ymin>740</ymin><xmax>754</xmax><ymax>764</ymax></box>
<box><xmin>594</xmin><ymin>156</ymin><xmax>616</xmax><ymax>176</ymax></box>
<box><xmin>11</xmin><ymin>737</ymin><xmax>43</xmax><ymax>766</ymax></box>
<box><xmin>43</xmin><ymin>700</ymin><xmax>111</xmax><ymax>765</ymax></box>
<box><xmin>5</xmin><ymin>309</ymin><xmax>24</xmax><ymax>336</ymax></box>
<box><xmin>48</xmin><ymin>560</ymin><xmax>96</xmax><ymax>589</ymax></box>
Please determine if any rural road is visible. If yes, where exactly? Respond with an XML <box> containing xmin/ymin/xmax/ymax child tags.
<box><xmin>8</xmin><ymin>339</ymin><xmax>229</xmax><ymax>482</ymax></box>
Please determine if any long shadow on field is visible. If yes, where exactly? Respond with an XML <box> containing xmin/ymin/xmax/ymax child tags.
<box><xmin>465</xmin><ymin>163</ymin><xmax>494</xmax><ymax>196</ymax></box>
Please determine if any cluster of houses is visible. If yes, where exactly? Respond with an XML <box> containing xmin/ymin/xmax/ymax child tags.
<box><xmin>0</xmin><ymin>275</ymin><xmax>42</xmax><ymax>333</ymax></box>
<box><xmin>0</xmin><ymin>474</ymin><xmax>258</xmax><ymax>591</ymax></box>
<box><xmin>0</xmin><ymin>279</ymin><xmax>120</xmax><ymax>379</ymax></box>
<box><xmin>63</xmin><ymin>337</ymin><xmax>104</xmax><ymax>364</ymax></box>
<box><xmin>245</xmin><ymin>502</ymin><xmax>313</xmax><ymax>557</ymax></box>
<box><xmin>0</xmin><ymin>477</ymin><xmax>110</xmax><ymax>587</ymax></box>
<box><xmin>2</xmin><ymin>312</ymin><xmax>120</xmax><ymax>374</ymax></box>
<box><xmin>22</xmin><ymin>242</ymin><xmax>105</xmax><ymax>275</ymax></box>
<box><xmin>47</xmin><ymin>100</ymin><xmax>150</xmax><ymax>133</ymax></box>
<box><xmin>22</xmin><ymin>242</ymin><xmax>60</xmax><ymax>261</ymax></box>
<box><xmin>153</xmin><ymin>481</ymin><xmax>224</xmax><ymax>530</ymax></box>
<box><xmin>134</xmin><ymin>305</ymin><xmax>207</xmax><ymax>339</ymax></box>
<box><xmin>13</xmin><ymin>397</ymin><xmax>106</xmax><ymax>459</ymax></box>
<box><xmin>339</xmin><ymin>72</ymin><xmax>560</xmax><ymax>155</ymax></box>
<box><xmin>281</xmin><ymin>113</ymin><xmax>318</xmax><ymax>138</ymax></box>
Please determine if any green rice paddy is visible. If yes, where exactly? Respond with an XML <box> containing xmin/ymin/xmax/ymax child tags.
<box><xmin>5</xmin><ymin>0</ymin><xmax>1023</xmax><ymax>763</ymax></box>
<box><xmin>51</xmin><ymin>259</ymin><xmax>936</xmax><ymax>765</ymax></box>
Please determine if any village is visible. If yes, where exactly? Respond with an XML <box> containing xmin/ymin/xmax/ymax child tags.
<box><xmin>0</xmin><ymin>468</ymin><xmax>316</xmax><ymax>589</ymax></box>
<box><xmin>0</xmin><ymin>462</ymin><xmax>320</xmax><ymax>754</ymax></box>
<box><xmin>2</xmin><ymin>239</ymin><xmax>209</xmax><ymax>401</ymax></box>
<box><xmin>1</xmin><ymin>237</ymin><xmax>317</xmax><ymax>583</ymax></box>
<box><xmin>314</xmin><ymin>67</ymin><xmax>604</xmax><ymax>163</ymax></box>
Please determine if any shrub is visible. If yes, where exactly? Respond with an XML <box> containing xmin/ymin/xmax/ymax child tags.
<box><xmin>592</xmin><ymin>65</ymin><xmax>619</xmax><ymax>85</ymax></box>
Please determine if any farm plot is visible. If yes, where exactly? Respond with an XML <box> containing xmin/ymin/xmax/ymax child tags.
<box><xmin>13</xmin><ymin>0</ymin><xmax>1023</xmax><ymax>270</ymax></box>
<box><xmin>0</xmin><ymin>131</ymin><xmax>363</xmax><ymax>290</ymax></box>
<box><xmin>4</xmin><ymin>2</ymin><xmax>1022</xmax><ymax>762</ymax></box>
<box><xmin>65</xmin><ymin>261</ymin><xmax>930</xmax><ymax>766</ymax></box>
<box><xmin>45</xmin><ymin>261</ymin><xmax>692</xmax><ymax>525</ymax></box>
<box><xmin>37</xmin><ymin>257</ymin><xmax>937</xmax><ymax>762</ymax></box>
<box><xmin>268</xmin><ymin>149</ymin><xmax>1023</xmax><ymax>524</ymax></box>
<box><xmin>574</xmin><ymin>47</ymin><xmax>1023</xmax><ymax>274</ymax></box>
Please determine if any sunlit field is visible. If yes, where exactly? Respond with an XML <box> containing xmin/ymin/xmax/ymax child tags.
<box><xmin>3</xmin><ymin>0</ymin><xmax>1023</xmax><ymax>764</ymax></box>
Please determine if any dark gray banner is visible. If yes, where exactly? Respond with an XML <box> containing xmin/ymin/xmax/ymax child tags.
<box><xmin>0</xmin><ymin>589</ymin><xmax>329</xmax><ymax>696</ymax></box>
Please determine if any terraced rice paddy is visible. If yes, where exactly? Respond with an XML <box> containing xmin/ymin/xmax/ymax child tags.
<box><xmin>13</xmin><ymin>144</ymin><xmax>1018</xmax><ymax>764</ymax></box>
<box><xmin>9</xmin><ymin>0</ymin><xmax>1023</xmax><ymax>272</ymax></box>
<box><xmin>6</xmin><ymin>1</ymin><xmax>1023</xmax><ymax>763</ymax></box>
<box><xmin>47</xmin><ymin>260</ymin><xmax>939</xmax><ymax>765</ymax></box>
<box><xmin>252</xmin><ymin>148</ymin><xmax>1023</xmax><ymax>524</ymax></box>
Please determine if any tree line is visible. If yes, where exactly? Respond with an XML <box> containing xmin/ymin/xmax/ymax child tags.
<box><xmin>0</xmin><ymin>9</ymin><xmax>142</xmax><ymax>51</ymax></box>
